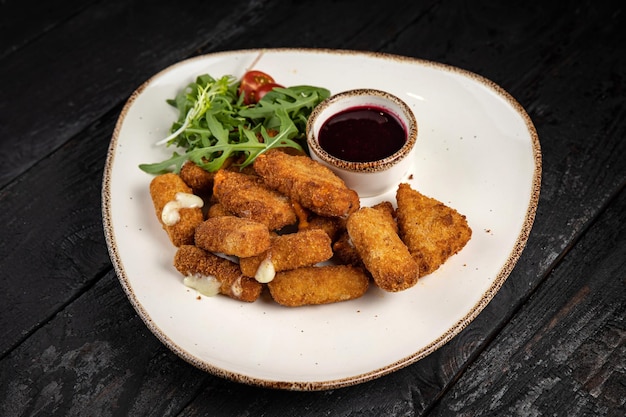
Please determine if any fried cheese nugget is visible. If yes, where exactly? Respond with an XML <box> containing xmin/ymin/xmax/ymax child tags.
<box><xmin>179</xmin><ymin>161</ymin><xmax>215</xmax><ymax>195</ymax></box>
<box><xmin>253</xmin><ymin>149</ymin><xmax>360</xmax><ymax>218</ymax></box>
<box><xmin>212</xmin><ymin>169</ymin><xmax>297</xmax><ymax>230</ymax></box>
<box><xmin>332</xmin><ymin>231</ymin><xmax>363</xmax><ymax>267</ymax></box>
<box><xmin>174</xmin><ymin>245</ymin><xmax>262</xmax><ymax>302</ymax></box>
<box><xmin>371</xmin><ymin>201</ymin><xmax>398</xmax><ymax>232</ymax></box>
<box><xmin>291</xmin><ymin>201</ymin><xmax>345</xmax><ymax>242</ymax></box>
<box><xmin>346</xmin><ymin>206</ymin><xmax>419</xmax><ymax>292</ymax></box>
<box><xmin>299</xmin><ymin>213</ymin><xmax>346</xmax><ymax>242</ymax></box>
<box><xmin>206</xmin><ymin>202</ymin><xmax>233</xmax><ymax>218</ymax></box>
<box><xmin>149</xmin><ymin>173</ymin><xmax>204</xmax><ymax>247</ymax></box>
<box><xmin>239</xmin><ymin>229</ymin><xmax>333</xmax><ymax>280</ymax></box>
<box><xmin>332</xmin><ymin>201</ymin><xmax>396</xmax><ymax>267</ymax></box>
<box><xmin>396</xmin><ymin>183</ymin><xmax>472</xmax><ymax>277</ymax></box>
<box><xmin>268</xmin><ymin>265</ymin><xmax>369</xmax><ymax>306</ymax></box>
<box><xmin>194</xmin><ymin>216</ymin><xmax>270</xmax><ymax>258</ymax></box>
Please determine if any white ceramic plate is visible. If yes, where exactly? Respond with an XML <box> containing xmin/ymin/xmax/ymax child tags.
<box><xmin>102</xmin><ymin>48</ymin><xmax>541</xmax><ymax>390</ymax></box>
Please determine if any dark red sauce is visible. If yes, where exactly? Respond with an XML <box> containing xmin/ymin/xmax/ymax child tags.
<box><xmin>318</xmin><ymin>105</ymin><xmax>406</xmax><ymax>162</ymax></box>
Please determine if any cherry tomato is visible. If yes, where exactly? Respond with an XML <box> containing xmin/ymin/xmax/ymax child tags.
<box><xmin>239</xmin><ymin>70</ymin><xmax>277</xmax><ymax>104</ymax></box>
<box><xmin>255</xmin><ymin>82</ymin><xmax>283</xmax><ymax>102</ymax></box>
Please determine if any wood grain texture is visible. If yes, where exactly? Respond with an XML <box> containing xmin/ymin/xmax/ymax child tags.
<box><xmin>0</xmin><ymin>110</ymin><xmax>116</xmax><ymax>357</ymax></box>
<box><xmin>0</xmin><ymin>0</ymin><xmax>624</xmax><ymax>415</ymax></box>
<box><xmin>0</xmin><ymin>0</ymin><xmax>280</xmax><ymax>188</ymax></box>
<box><xmin>0</xmin><ymin>271</ymin><xmax>208</xmax><ymax>416</ymax></box>
<box><xmin>0</xmin><ymin>0</ymin><xmax>94</xmax><ymax>59</ymax></box>
<box><xmin>0</xmin><ymin>0</ymin><xmax>437</xmax><ymax>189</ymax></box>
<box><xmin>428</xmin><ymin>186</ymin><xmax>626</xmax><ymax>417</ymax></box>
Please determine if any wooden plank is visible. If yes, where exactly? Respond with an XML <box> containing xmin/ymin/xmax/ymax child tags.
<box><xmin>0</xmin><ymin>110</ymin><xmax>117</xmax><ymax>357</ymax></box>
<box><xmin>209</xmin><ymin>1</ymin><xmax>439</xmax><ymax>53</ymax></box>
<box><xmin>0</xmin><ymin>0</ymin><xmax>93</xmax><ymax>59</ymax></box>
<box><xmin>428</xmin><ymin>186</ymin><xmax>626</xmax><ymax>416</ymax></box>
<box><xmin>0</xmin><ymin>270</ymin><xmax>209</xmax><ymax>416</ymax></box>
<box><xmin>0</xmin><ymin>0</ymin><xmax>278</xmax><ymax>188</ymax></box>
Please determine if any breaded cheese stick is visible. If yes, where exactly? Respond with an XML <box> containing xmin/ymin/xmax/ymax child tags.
<box><xmin>174</xmin><ymin>245</ymin><xmax>262</xmax><ymax>302</ymax></box>
<box><xmin>332</xmin><ymin>231</ymin><xmax>363</xmax><ymax>267</ymax></box>
<box><xmin>371</xmin><ymin>201</ymin><xmax>398</xmax><ymax>232</ymax></box>
<box><xmin>179</xmin><ymin>161</ymin><xmax>215</xmax><ymax>195</ymax></box>
<box><xmin>346</xmin><ymin>206</ymin><xmax>419</xmax><ymax>292</ymax></box>
<box><xmin>212</xmin><ymin>169</ymin><xmax>297</xmax><ymax>230</ymax></box>
<box><xmin>149</xmin><ymin>173</ymin><xmax>204</xmax><ymax>247</ymax></box>
<box><xmin>396</xmin><ymin>183</ymin><xmax>472</xmax><ymax>277</ymax></box>
<box><xmin>206</xmin><ymin>202</ymin><xmax>233</xmax><ymax>218</ymax></box>
<box><xmin>194</xmin><ymin>216</ymin><xmax>270</xmax><ymax>258</ymax></box>
<box><xmin>332</xmin><ymin>202</ymin><xmax>394</xmax><ymax>267</ymax></box>
<box><xmin>267</xmin><ymin>265</ymin><xmax>369</xmax><ymax>306</ymax></box>
<box><xmin>253</xmin><ymin>149</ymin><xmax>360</xmax><ymax>218</ymax></box>
<box><xmin>239</xmin><ymin>229</ymin><xmax>333</xmax><ymax>281</ymax></box>
<box><xmin>299</xmin><ymin>213</ymin><xmax>346</xmax><ymax>242</ymax></box>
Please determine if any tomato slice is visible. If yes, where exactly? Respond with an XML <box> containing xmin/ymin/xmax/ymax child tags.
<box><xmin>255</xmin><ymin>82</ymin><xmax>283</xmax><ymax>102</ymax></box>
<box><xmin>239</xmin><ymin>70</ymin><xmax>277</xmax><ymax>105</ymax></box>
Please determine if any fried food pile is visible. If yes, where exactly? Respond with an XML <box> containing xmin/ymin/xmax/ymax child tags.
<box><xmin>148</xmin><ymin>149</ymin><xmax>472</xmax><ymax>307</ymax></box>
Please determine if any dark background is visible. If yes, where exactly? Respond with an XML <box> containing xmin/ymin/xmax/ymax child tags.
<box><xmin>0</xmin><ymin>1</ymin><xmax>624</xmax><ymax>416</ymax></box>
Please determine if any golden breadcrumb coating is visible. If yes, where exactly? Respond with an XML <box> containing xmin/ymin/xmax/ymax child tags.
<box><xmin>194</xmin><ymin>216</ymin><xmax>271</xmax><ymax>258</ymax></box>
<box><xmin>253</xmin><ymin>149</ymin><xmax>360</xmax><ymax>218</ymax></box>
<box><xmin>179</xmin><ymin>161</ymin><xmax>215</xmax><ymax>195</ymax></box>
<box><xmin>371</xmin><ymin>201</ymin><xmax>398</xmax><ymax>232</ymax></box>
<box><xmin>268</xmin><ymin>265</ymin><xmax>369</xmax><ymax>306</ymax></box>
<box><xmin>332</xmin><ymin>231</ymin><xmax>362</xmax><ymax>267</ymax></box>
<box><xmin>396</xmin><ymin>183</ymin><xmax>472</xmax><ymax>277</ymax></box>
<box><xmin>332</xmin><ymin>202</ymin><xmax>395</xmax><ymax>267</ymax></box>
<box><xmin>174</xmin><ymin>245</ymin><xmax>261</xmax><ymax>302</ymax></box>
<box><xmin>347</xmin><ymin>206</ymin><xmax>419</xmax><ymax>292</ymax></box>
<box><xmin>206</xmin><ymin>202</ymin><xmax>233</xmax><ymax>218</ymax></box>
<box><xmin>149</xmin><ymin>173</ymin><xmax>204</xmax><ymax>247</ymax></box>
<box><xmin>299</xmin><ymin>213</ymin><xmax>346</xmax><ymax>242</ymax></box>
<box><xmin>239</xmin><ymin>228</ymin><xmax>333</xmax><ymax>276</ymax></box>
<box><xmin>212</xmin><ymin>169</ymin><xmax>297</xmax><ymax>230</ymax></box>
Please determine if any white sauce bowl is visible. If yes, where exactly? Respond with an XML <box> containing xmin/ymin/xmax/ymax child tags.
<box><xmin>306</xmin><ymin>89</ymin><xmax>418</xmax><ymax>197</ymax></box>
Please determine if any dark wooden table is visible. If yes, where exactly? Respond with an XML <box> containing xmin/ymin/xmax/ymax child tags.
<box><xmin>1</xmin><ymin>1</ymin><xmax>624</xmax><ymax>415</ymax></box>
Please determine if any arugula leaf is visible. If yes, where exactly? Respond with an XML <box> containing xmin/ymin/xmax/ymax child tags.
<box><xmin>139</xmin><ymin>74</ymin><xmax>329</xmax><ymax>175</ymax></box>
<box><xmin>156</xmin><ymin>74</ymin><xmax>239</xmax><ymax>148</ymax></box>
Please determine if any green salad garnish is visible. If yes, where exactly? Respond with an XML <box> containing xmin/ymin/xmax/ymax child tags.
<box><xmin>139</xmin><ymin>73</ymin><xmax>330</xmax><ymax>174</ymax></box>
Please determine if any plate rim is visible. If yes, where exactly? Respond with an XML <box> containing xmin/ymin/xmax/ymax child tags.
<box><xmin>101</xmin><ymin>47</ymin><xmax>542</xmax><ymax>391</ymax></box>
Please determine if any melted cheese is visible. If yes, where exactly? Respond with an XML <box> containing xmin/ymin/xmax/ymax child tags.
<box><xmin>183</xmin><ymin>273</ymin><xmax>221</xmax><ymax>297</ymax></box>
<box><xmin>161</xmin><ymin>192</ymin><xmax>204</xmax><ymax>226</ymax></box>
<box><xmin>254</xmin><ymin>258</ymin><xmax>276</xmax><ymax>283</ymax></box>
